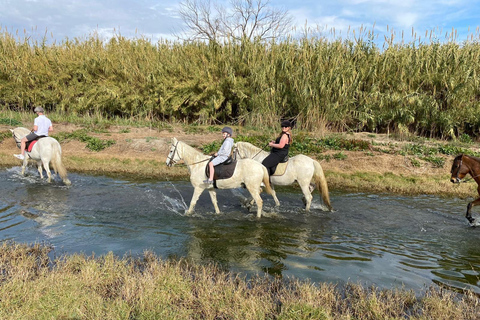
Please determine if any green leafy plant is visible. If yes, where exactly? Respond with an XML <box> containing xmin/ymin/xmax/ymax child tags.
<box><xmin>52</xmin><ymin>130</ymin><xmax>115</xmax><ymax>152</ymax></box>
<box><xmin>0</xmin><ymin>118</ymin><xmax>22</xmax><ymax>126</ymax></box>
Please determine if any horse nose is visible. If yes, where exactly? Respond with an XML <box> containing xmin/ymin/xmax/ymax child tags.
<box><xmin>450</xmin><ymin>177</ymin><xmax>457</xmax><ymax>183</ymax></box>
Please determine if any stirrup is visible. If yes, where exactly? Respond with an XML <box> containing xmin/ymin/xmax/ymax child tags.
<box><xmin>203</xmin><ymin>179</ymin><xmax>213</xmax><ymax>184</ymax></box>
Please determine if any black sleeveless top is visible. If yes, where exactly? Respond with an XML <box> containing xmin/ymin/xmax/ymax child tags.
<box><xmin>271</xmin><ymin>132</ymin><xmax>291</xmax><ymax>156</ymax></box>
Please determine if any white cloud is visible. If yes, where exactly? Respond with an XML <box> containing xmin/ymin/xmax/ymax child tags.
<box><xmin>0</xmin><ymin>0</ymin><xmax>479</xmax><ymax>44</ymax></box>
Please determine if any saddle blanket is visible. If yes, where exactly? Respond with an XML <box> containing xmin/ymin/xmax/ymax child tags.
<box><xmin>205</xmin><ymin>160</ymin><xmax>237</xmax><ymax>188</ymax></box>
<box><xmin>273</xmin><ymin>161</ymin><xmax>288</xmax><ymax>176</ymax></box>
<box><xmin>26</xmin><ymin>140</ymin><xmax>38</xmax><ymax>152</ymax></box>
<box><xmin>25</xmin><ymin>136</ymin><xmax>47</xmax><ymax>152</ymax></box>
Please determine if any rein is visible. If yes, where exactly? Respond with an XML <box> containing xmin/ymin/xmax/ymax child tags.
<box><xmin>236</xmin><ymin>143</ymin><xmax>268</xmax><ymax>160</ymax></box>
<box><xmin>167</xmin><ymin>141</ymin><xmax>211</xmax><ymax>167</ymax></box>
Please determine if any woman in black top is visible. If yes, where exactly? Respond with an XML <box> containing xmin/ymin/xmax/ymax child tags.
<box><xmin>262</xmin><ymin>120</ymin><xmax>292</xmax><ymax>176</ymax></box>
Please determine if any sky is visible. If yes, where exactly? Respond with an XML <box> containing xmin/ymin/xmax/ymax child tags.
<box><xmin>1</xmin><ymin>0</ymin><xmax>480</xmax><ymax>46</ymax></box>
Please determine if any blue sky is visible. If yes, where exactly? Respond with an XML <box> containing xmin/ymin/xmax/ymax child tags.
<box><xmin>1</xmin><ymin>0</ymin><xmax>479</xmax><ymax>45</ymax></box>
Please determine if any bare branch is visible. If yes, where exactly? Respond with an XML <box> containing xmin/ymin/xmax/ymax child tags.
<box><xmin>178</xmin><ymin>0</ymin><xmax>292</xmax><ymax>43</ymax></box>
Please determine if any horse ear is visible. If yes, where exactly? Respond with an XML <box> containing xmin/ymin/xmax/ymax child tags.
<box><xmin>9</xmin><ymin>129</ymin><xmax>13</xmax><ymax>133</ymax></box>
<box><xmin>172</xmin><ymin>137</ymin><xmax>177</xmax><ymax>144</ymax></box>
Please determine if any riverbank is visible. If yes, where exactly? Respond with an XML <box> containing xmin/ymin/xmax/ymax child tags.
<box><xmin>1</xmin><ymin>242</ymin><xmax>478</xmax><ymax>320</ymax></box>
<box><xmin>0</xmin><ymin>123</ymin><xmax>476</xmax><ymax>199</ymax></box>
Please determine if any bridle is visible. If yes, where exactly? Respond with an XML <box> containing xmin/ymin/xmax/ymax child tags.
<box><xmin>11</xmin><ymin>131</ymin><xmax>22</xmax><ymax>149</ymax></box>
<box><xmin>166</xmin><ymin>141</ymin><xmax>180</xmax><ymax>166</ymax></box>
<box><xmin>166</xmin><ymin>141</ymin><xmax>211</xmax><ymax>167</ymax></box>
<box><xmin>452</xmin><ymin>155</ymin><xmax>480</xmax><ymax>183</ymax></box>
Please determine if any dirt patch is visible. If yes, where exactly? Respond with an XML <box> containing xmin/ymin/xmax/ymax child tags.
<box><xmin>1</xmin><ymin>123</ymin><xmax>462</xmax><ymax>199</ymax></box>
<box><xmin>0</xmin><ymin>124</ymin><xmax>452</xmax><ymax>176</ymax></box>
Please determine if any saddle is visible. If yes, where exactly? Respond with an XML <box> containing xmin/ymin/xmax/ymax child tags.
<box><xmin>25</xmin><ymin>136</ymin><xmax>46</xmax><ymax>152</ymax></box>
<box><xmin>272</xmin><ymin>161</ymin><xmax>289</xmax><ymax>176</ymax></box>
<box><xmin>205</xmin><ymin>156</ymin><xmax>237</xmax><ymax>188</ymax></box>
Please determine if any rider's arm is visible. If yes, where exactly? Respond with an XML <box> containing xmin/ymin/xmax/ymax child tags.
<box><xmin>269</xmin><ymin>134</ymin><xmax>289</xmax><ymax>149</ymax></box>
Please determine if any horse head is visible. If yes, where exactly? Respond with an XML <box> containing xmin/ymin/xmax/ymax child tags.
<box><xmin>10</xmin><ymin>127</ymin><xmax>30</xmax><ymax>148</ymax></box>
<box><xmin>450</xmin><ymin>154</ymin><xmax>468</xmax><ymax>183</ymax></box>
<box><xmin>166</xmin><ymin>137</ymin><xmax>180</xmax><ymax>167</ymax></box>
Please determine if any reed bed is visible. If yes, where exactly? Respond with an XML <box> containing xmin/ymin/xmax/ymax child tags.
<box><xmin>1</xmin><ymin>27</ymin><xmax>480</xmax><ymax>139</ymax></box>
<box><xmin>0</xmin><ymin>242</ymin><xmax>478</xmax><ymax>320</ymax></box>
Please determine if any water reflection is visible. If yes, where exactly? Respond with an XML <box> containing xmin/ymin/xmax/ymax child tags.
<box><xmin>1</xmin><ymin>167</ymin><xmax>480</xmax><ymax>294</ymax></box>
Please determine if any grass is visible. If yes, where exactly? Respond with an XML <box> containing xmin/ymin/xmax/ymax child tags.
<box><xmin>0</xmin><ymin>242</ymin><xmax>478</xmax><ymax>320</ymax></box>
<box><xmin>49</xmin><ymin>129</ymin><xmax>115</xmax><ymax>152</ymax></box>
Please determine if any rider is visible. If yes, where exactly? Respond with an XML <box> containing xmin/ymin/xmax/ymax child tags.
<box><xmin>204</xmin><ymin>126</ymin><xmax>234</xmax><ymax>184</ymax></box>
<box><xmin>14</xmin><ymin>106</ymin><xmax>53</xmax><ymax>160</ymax></box>
<box><xmin>262</xmin><ymin>120</ymin><xmax>292</xmax><ymax>176</ymax></box>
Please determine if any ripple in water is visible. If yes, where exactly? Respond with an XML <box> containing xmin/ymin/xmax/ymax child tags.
<box><xmin>2</xmin><ymin>169</ymin><xmax>480</xmax><ymax>294</ymax></box>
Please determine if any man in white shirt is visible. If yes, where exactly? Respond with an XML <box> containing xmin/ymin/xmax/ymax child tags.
<box><xmin>14</xmin><ymin>106</ymin><xmax>53</xmax><ymax>160</ymax></box>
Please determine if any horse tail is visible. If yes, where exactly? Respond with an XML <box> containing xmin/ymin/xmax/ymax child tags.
<box><xmin>51</xmin><ymin>141</ymin><xmax>71</xmax><ymax>186</ymax></box>
<box><xmin>313</xmin><ymin>160</ymin><xmax>332</xmax><ymax>210</ymax></box>
<box><xmin>262</xmin><ymin>166</ymin><xmax>273</xmax><ymax>195</ymax></box>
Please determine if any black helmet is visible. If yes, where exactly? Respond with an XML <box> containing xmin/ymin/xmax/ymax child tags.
<box><xmin>281</xmin><ymin>120</ymin><xmax>291</xmax><ymax>128</ymax></box>
<box><xmin>222</xmin><ymin>126</ymin><xmax>233</xmax><ymax>136</ymax></box>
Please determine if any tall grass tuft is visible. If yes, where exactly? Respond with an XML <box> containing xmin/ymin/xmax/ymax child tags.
<box><xmin>1</xmin><ymin>27</ymin><xmax>480</xmax><ymax>138</ymax></box>
<box><xmin>0</xmin><ymin>242</ymin><xmax>479</xmax><ymax>319</ymax></box>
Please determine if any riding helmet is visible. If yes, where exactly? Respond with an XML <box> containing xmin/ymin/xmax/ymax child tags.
<box><xmin>281</xmin><ymin>120</ymin><xmax>291</xmax><ymax>128</ymax></box>
<box><xmin>34</xmin><ymin>106</ymin><xmax>45</xmax><ymax>113</ymax></box>
<box><xmin>222</xmin><ymin>126</ymin><xmax>233</xmax><ymax>136</ymax></box>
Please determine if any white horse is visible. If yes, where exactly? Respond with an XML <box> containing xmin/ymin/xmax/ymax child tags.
<box><xmin>11</xmin><ymin>127</ymin><xmax>71</xmax><ymax>186</ymax></box>
<box><xmin>166</xmin><ymin>138</ymin><xmax>273</xmax><ymax>218</ymax></box>
<box><xmin>234</xmin><ymin>141</ymin><xmax>332</xmax><ymax>211</ymax></box>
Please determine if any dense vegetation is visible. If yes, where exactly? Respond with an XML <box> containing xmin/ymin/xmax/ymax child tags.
<box><xmin>1</xmin><ymin>28</ymin><xmax>480</xmax><ymax>139</ymax></box>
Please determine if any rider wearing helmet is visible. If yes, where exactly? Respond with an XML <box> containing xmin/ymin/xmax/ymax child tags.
<box><xmin>204</xmin><ymin>126</ymin><xmax>234</xmax><ymax>184</ymax></box>
<box><xmin>262</xmin><ymin>120</ymin><xmax>292</xmax><ymax>176</ymax></box>
<box><xmin>14</xmin><ymin>106</ymin><xmax>53</xmax><ymax>160</ymax></box>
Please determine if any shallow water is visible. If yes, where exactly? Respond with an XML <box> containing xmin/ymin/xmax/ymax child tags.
<box><xmin>1</xmin><ymin>166</ymin><xmax>480</xmax><ymax>294</ymax></box>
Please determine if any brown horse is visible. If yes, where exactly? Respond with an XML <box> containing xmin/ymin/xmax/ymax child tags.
<box><xmin>450</xmin><ymin>154</ymin><xmax>480</xmax><ymax>224</ymax></box>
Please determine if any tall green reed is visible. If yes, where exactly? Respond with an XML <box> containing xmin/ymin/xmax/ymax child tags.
<box><xmin>1</xmin><ymin>27</ymin><xmax>480</xmax><ymax>138</ymax></box>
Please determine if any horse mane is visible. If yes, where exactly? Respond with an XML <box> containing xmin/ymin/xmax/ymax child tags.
<box><xmin>12</xmin><ymin>127</ymin><xmax>30</xmax><ymax>140</ymax></box>
<box><xmin>178</xmin><ymin>140</ymin><xmax>210</xmax><ymax>161</ymax></box>
<box><xmin>237</xmin><ymin>141</ymin><xmax>262</xmax><ymax>153</ymax></box>
<box><xmin>464</xmin><ymin>154</ymin><xmax>480</xmax><ymax>163</ymax></box>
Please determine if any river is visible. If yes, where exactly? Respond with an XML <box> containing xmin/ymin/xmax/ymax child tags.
<box><xmin>1</xmin><ymin>166</ymin><xmax>480</xmax><ymax>295</ymax></box>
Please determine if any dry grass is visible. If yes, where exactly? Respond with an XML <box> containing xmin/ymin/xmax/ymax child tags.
<box><xmin>0</xmin><ymin>242</ymin><xmax>479</xmax><ymax>320</ymax></box>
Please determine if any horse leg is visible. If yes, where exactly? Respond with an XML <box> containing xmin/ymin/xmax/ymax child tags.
<box><xmin>270</xmin><ymin>186</ymin><xmax>280</xmax><ymax>207</ymax></box>
<box><xmin>208</xmin><ymin>189</ymin><xmax>220</xmax><ymax>214</ymax></box>
<box><xmin>186</xmin><ymin>187</ymin><xmax>203</xmax><ymax>215</ymax></box>
<box><xmin>299</xmin><ymin>182</ymin><xmax>313</xmax><ymax>212</ymax></box>
<box><xmin>246</xmin><ymin>185</ymin><xmax>263</xmax><ymax>218</ymax></box>
<box><xmin>467</xmin><ymin>190</ymin><xmax>480</xmax><ymax>224</ymax></box>
<box><xmin>36</xmin><ymin>160</ymin><xmax>44</xmax><ymax>179</ymax></box>
<box><xmin>21</xmin><ymin>158</ymin><xmax>27</xmax><ymax>176</ymax></box>
<box><xmin>41</xmin><ymin>160</ymin><xmax>52</xmax><ymax>182</ymax></box>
